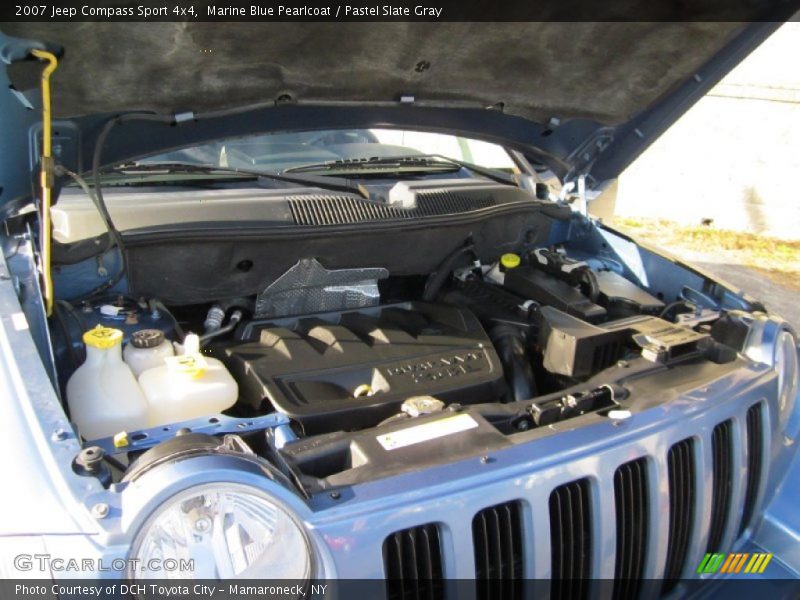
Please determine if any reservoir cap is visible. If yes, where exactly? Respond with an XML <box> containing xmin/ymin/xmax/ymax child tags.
<box><xmin>500</xmin><ymin>253</ymin><xmax>521</xmax><ymax>270</ymax></box>
<box><xmin>83</xmin><ymin>325</ymin><xmax>123</xmax><ymax>349</ymax></box>
<box><xmin>166</xmin><ymin>354</ymin><xmax>208</xmax><ymax>379</ymax></box>
<box><xmin>131</xmin><ymin>329</ymin><xmax>166</xmax><ymax>349</ymax></box>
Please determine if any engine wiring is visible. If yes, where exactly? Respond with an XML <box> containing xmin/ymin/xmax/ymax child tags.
<box><xmin>54</xmin><ymin>166</ymin><xmax>127</xmax><ymax>301</ymax></box>
<box><xmin>88</xmin><ymin>114</ymin><xmax>175</xmax><ymax>299</ymax></box>
<box><xmin>76</xmin><ymin>107</ymin><xmax>271</xmax><ymax>301</ymax></box>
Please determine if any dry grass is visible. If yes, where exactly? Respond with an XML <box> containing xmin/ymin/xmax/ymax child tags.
<box><xmin>613</xmin><ymin>217</ymin><xmax>800</xmax><ymax>291</ymax></box>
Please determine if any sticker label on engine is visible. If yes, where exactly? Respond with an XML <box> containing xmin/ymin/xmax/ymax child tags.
<box><xmin>376</xmin><ymin>414</ymin><xmax>479</xmax><ymax>451</ymax></box>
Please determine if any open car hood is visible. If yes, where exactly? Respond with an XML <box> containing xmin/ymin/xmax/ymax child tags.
<box><xmin>0</xmin><ymin>22</ymin><xmax>764</xmax><ymax>124</ymax></box>
<box><xmin>0</xmin><ymin>15</ymin><xmax>797</xmax><ymax>211</ymax></box>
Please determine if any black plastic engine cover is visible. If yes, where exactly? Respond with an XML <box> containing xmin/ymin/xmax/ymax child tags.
<box><xmin>595</xmin><ymin>270</ymin><xmax>665</xmax><ymax>319</ymax></box>
<box><xmin>213</xmin><ymin>303</ymin><xmax>505</xmax><ymax>433</ymax></box>
<box><xmin>503</xmin><ymin>266</ymin><xmax>607</xmax><ymax>323</ymax></box>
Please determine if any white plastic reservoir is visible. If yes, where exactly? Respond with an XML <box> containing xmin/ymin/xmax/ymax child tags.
<box><xmin>139</xmin><ymin>334</ymin><xmax>238</xmax><ymax>427</ymax></box>
<box><xmin>123</xmin><ymin>329</ymin><xmax>174</xmax><ymax>377</ymax></box>
<box><xmin>66</xmin><ymin>325</ymin><xmax>150</xmax><ymax>440</ymax></box>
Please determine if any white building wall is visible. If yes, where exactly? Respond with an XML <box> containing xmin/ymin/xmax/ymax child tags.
<box><xmin>615</xmin><ymin>22</ymin><xmax>800</xmax><ymax>239</ymax></box>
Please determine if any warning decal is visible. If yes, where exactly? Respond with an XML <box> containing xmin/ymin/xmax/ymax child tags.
<box><xmin>376</xmin><ymin>413</ymin><xmax>478</xmax><ymax>451</ymax></box>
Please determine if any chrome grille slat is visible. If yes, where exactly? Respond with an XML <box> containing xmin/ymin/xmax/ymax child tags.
<box><xmin>383</xmin><ymin>524</ymin><xmax>444</xmax><ymax>600</ymax></box>
<box><xmin>663</xmin><ymin>438</ymin><xmax>696</xmax><ymax>594</ymax></box>
<box><xmin>418</xmin><ymin>527</ymin><xmax>434</xmax><ymax>579</ymax></box>
<box><xmin>613</xmin><ymin>458</ymin><xmax>649</xmax><ymax>600</ymax></box>
<box><xmin>707</xmin><ymin>420</ymin><xmax>734</xmax><ymax>552</ymax></box>
<box><xmin>549</xmin><ymin>479</ymin><xmax>591</xmax><ymax>599</ymax></box>
<box><xmin>740</xmin><ymin>403</ymin><xmax>764</xmax><ymax>535</ymax></box>
<box><xmin>473</xmin><ymin>501</ymin><xmax>523</xmax><ymax>599</ymax></box>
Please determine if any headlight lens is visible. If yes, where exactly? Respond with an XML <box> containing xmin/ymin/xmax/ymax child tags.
<box><xmin>130</xmin><ymin>483</ymin><xmax>310</xmax><ymax>580</ymax></box>
<box><xmin>776</xmin><ymin>330</ymin><xmax>799</xmax><ymax>418</ymax></box>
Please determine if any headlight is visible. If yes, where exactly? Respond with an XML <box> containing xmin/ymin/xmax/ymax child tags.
<box><xmin>130</xmin><ymin>483</ymin><xmax>310</xmax><ymax>580</ymax></box>
<box><xmin>775</xmin><ymin>330</ymin><xmax>799</xmax><ymax>420</ymax></box>
<box><xmin>737</xmin><ymin>313</ymin><xmax>800</xmax><ymax>431</ymax></box>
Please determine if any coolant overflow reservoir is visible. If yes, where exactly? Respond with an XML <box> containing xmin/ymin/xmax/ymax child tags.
<box><xmin>138</xmin><ymin>333</ymin><xmax>238</xmax><ymax>428</ymax></box>
<box><xmin>66</xmin><ymin>325</ymin><xmax>149</xmax><ymax>440</ymax></box>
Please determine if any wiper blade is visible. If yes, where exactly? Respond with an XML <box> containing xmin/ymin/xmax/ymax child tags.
<box><xmin>107</xmin><ymin>161</ymin><xmax>369</xmax><ymax>198</ymax></box>
<box><xmin>284</xmin><ymin>155</ymin><xmax>458</xmax><ymax>174</ymax></box>
<box><xmin>285</xmin><ymin>154</ymin><xmax>517</xmax><ymax>187</ymax></box>
<box><xmin>107</xmin><ymin>162</ymin><xmax>254</xmax><ymax>176</ymax></box>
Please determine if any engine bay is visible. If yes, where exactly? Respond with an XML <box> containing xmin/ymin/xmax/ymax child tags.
<box><xmin>46</xmin><ymin>227</ymin><xmax>749</xmax><ymax>492</ymax></box>
<box><xmin>18</xmin><ymin>169</ymin><xmax>756</xmax><ymax>496</ymax></box>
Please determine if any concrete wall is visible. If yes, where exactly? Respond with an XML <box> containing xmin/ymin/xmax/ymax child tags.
<box><xmin>614</xmin><ymin>23</ymin><xmax>800</xmax><ymax>240</ymax></box>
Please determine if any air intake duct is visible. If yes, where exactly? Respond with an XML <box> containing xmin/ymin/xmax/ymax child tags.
<box><xmin>490</xmin><ymin>325</ymin><xmax>537</xmax><ymax>402</ymax></box>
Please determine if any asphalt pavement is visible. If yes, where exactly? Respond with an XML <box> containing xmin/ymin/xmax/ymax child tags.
<box><xmin>694</xmin><ymin>261</ymin><xmax>799</xmax><ymax>330</ymax></box>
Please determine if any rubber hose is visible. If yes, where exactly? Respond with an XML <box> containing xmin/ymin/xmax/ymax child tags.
<box><xmin>422</xmin><ymin>243</ymin><xmax>475</xmax><ymax>301</ymax></box>
<box><xmin>575</xmin><ymin>267</ymin><xmax>600</xmax><ymax>302</ymax></box>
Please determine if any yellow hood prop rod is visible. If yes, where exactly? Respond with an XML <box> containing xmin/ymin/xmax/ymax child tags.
<box><xmin>31</xmin><ymin>49</ymin><xmax>58</xmax><ymax>317</ymax></box>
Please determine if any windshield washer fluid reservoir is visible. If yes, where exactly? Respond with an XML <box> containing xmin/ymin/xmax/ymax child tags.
<box><xmin>66</xmin><ymin>326</ymin><xmax>149</xmax><ymax>440</ymax></box>
<box><xmin>123</xmin><ymin>329</ymin><xmax>174</xmax><ymax>377</ymax></box>
<box><xmin>139</xmin><ymin>334</ymin><xmax>238</xmax><ymax>427</ymax></box>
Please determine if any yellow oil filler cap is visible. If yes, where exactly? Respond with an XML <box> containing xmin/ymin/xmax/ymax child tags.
<box><xmin>83</xmin><ymin>325</ymin><xmax>124</xmax><ymax>349</ymax></box>
<box><xmin>500</xmin><ymin>253</ymin><xmax>521</xmax><ymax>270</ymax></box>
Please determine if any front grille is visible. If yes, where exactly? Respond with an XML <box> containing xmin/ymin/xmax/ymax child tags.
<box><xmin>383</xmin><ymin>524</ymin><xmax>444</xmax><ymax>600</ymax></box>
<box><xmin>549</xmin><ymin>479</ymin><xmax>592</xmax><ymax>599</ymax></box>
<box><xmin>288</xmin><ymin>192</ymin><xmax>496</xmax><ymax>226</ymax></box>
<box><xmin>662</xmin><ymin>438</ymin><xmax>696</xmax><ymax>594</ymax></box>
<box><xmin>371</xmin><ymin>402</ymin><xmax>764</xmax><ymax>598</ymax></box>
<box><xmin>613</xmin><ymin>458</ymin><xmax>649</xmax><ymax>600</ymax></box>
<box><xmin>707</xmin><ymin>420</ymin><xmax>734</xmax><ymax>552</ymax></box>
<box><xmin>739</xmin><ymin>403</ymin><xmax>764</xmax><ymax>535</ymax></box>
<box><xmin>473</xmin><ymin>501</ymin><xmax>524</xmax><ymax>599</ymax></box>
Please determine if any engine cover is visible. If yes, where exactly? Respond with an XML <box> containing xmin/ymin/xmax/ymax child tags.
<box><xmin>214</xmin><ymin>303</ymin><xmax>505</xmax><ymax>433</ymax></box>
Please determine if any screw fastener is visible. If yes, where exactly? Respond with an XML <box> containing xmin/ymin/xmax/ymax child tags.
<box><xmin>194</xmin><ymin>517</ymin><xmax>212</xmax><ymax>533</ymax></box>
<box><xmin>91</xmin><ymin>503</ymin><xmax>110</xmax><ymax>519</ymax></box>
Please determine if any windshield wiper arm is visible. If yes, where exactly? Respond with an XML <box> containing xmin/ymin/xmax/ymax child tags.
<box><xmin>284</xmin><ymin>154</ymin><xmax>517</xmax><ymax>187</ymax></box>
<box><xmin>422</xmin><ymin>154</ymin><xmax>517</xmax><ymax>186</ymax></box>
<box><xmin>107</xmin><ymin>162</ymin><xmax>369</xmax><ymax>198</ymax></box>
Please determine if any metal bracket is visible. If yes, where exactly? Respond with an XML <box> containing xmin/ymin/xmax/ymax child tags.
<box><xmin>87</xmin><ymin>412</ymin><xmax>291</xmax><ymax>456</ymax></box>
<box><xmin>558</xmin><ymin>173</ymin><xmax>593</xmax><ymax>216</ymax></box>
<box><xmin>576</xmin><ymin>174</ymin><xmax>587</xmax><ymax>215</ymax></box>
<box><xmin>676</xmin><ymin>307</ymin><xmax>721</xmax><ymax>329</ymax></box>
